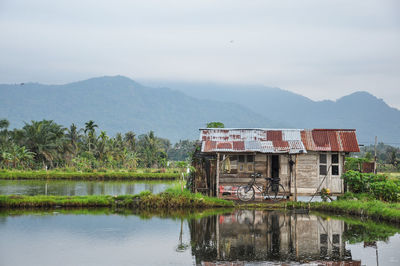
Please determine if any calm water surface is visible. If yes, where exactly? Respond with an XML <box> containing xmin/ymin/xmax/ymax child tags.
<box><xmin>0</xmin><ymin>209</ymin><xmax>399</xmax><ymax>265</ymax></box>
<box><xmin>0</xmin><ymin>180</ymin><xmax>174</xmax><ymax>196</ymax></box>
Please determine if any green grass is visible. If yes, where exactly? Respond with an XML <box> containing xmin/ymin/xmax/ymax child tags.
<box><xmin>0</xmin><ymin>187</ymin><xmax>234</xmax><ymax>209</ymax></box>
<box><xmin>0</xmin><ymin>207</ymin><xmax>234</xmax><ymax>220</ymax></box>
<box><xmin>285</xmin><ymin>198</ymin><xmax>400</xmax><ymax>224</ymax></box>
<box><xmin>312</xmin><ymin>211</ymin><xmax>400</xmax><ymax>243</ymax></box>
<box><xmin>0</xmin><ymin>170</ymin><xmax>179</xmax><ymax>180</ymax></box>
<box><xmin>383</xmin><ymin>172</ymin><xmax>400</xmax><ymax>181</ymax></box>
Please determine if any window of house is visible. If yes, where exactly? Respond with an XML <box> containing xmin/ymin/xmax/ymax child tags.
<box><xmin>319</xmin><ymin>154</ymin><xmax>327</xmax><ymax>176</ymax></box>
<box><xmin>331</xmin><ymin>153</ymin><xmax>339</xmax><ymax>176</ymax></box>
<box><xmin>320</xmin><ymin>234</ymin><xmax>328</xmax><ymax>244</ymax></box>
<box><xmin>238</xmin><ymin>155</ymin><xmax>255</xmax><ymax>173</ymax></box>
<box><xmin>332</xmin><ymin>234</ymin><xmax>340</xmax><ymax>244</ymax></box>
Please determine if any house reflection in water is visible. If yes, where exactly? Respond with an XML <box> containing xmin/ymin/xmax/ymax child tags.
<box><xmin>189</xmin><ymin>210</ymin><xmax>361</xmax><ymax>265</ymax></box>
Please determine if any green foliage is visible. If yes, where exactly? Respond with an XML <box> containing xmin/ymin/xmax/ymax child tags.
<box><xmin>286</xmin><ymin>199</ymin><xmax>400</xmax><ymax>223</ymax></box>
<box><xmin>206</xmin><ymin>122</ymin><xmax>225</xmax><ymax>128</ymax></box>
<box><xmin>357</xmin><ymin>143</ymin><xmax>400</xmax><ymax>171</ymax></box>
<box><xmin>0</xmin><ymin>188</ymin><xmax>234</xmax><ymax>209</ymax></box>
<box><xmin>0</xmin><ymin>170</ymin><xmax>179</xmax><ymax>180</ymax></box>
<box><xmin>344</xmin><ymin>157</ymin><xmax>370</xmax><ymax>171</ymax></box>
<box><xmin>0</xmin><ymin>119</ymin><xmax>189</xmax><ymax>171</ymax></box>
<box><xmin>314</xmin><ymin>212</ymin><xmax>400</xmax><ymax>243</ymax></box>
<box><xmin>167</xmin><ymin>140</ymin><xmax>196</xmax><ymax>161</ymax></box>
<box><xmin>342</xmin><ymin>170</ymin><xmax>400</xmax><ymax>201</ymax></box>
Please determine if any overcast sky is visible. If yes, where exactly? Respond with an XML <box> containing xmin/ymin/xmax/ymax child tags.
<box><xmin>1</xmin><ymin>0</ymin><xmax>399</xmax><ymax>108</ymax></box>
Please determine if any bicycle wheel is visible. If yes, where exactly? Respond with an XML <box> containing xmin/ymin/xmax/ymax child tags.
<box><xmin>237</xmin><ymin>185</ymin><xmax>255</xmax><ymax>202</ymax></box>
<box><xmin>271</xmin><ymin>184</ymin><xmax>286</xmax><ymax>202</ymax></box>
<box><xmin>265</xmin><ymin>184</ymin><xmax>286</xmax><ymax>202</ymax></box>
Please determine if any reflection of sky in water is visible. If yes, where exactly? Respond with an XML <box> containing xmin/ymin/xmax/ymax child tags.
<box><xmin>0</xmin><ymin>210</ymin><xmax>399</xmax><ymax>265</ymax></box>
<box><xmin>0</xmin><ymin>180</ymin><xmax>174</xmax><ymax>196</ymax></box>
<box><xmin>348</xmin><ymin>235</ymin><xmax>400</xmax><ymax>266</ymax></box>
<box><xmin>0</xmin><ymin>214</ymin><xmax>193</xmax><ymax>266</ymax></box>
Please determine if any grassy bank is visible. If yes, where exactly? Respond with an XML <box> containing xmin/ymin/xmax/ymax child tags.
<box><xmin>0</xmin><ymin>207</ymin><xmax>234</xmax><ymax>221</ymax></box>
<box><xmin>0</xmin><ymin>170</ymin><xmax>179</xmax><ymax>180</ymax></box>
<box><xmin>286</xmin><ymin>199</ymin><xmax>400</xmax><ymax>224</ymax></box>
<box><xmin>0</xmin><ymin>187</ymin><xmax>234</xmax><ymax>209</ymax></box>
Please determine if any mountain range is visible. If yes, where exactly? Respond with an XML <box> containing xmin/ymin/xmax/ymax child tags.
<box><xmin>1</xmin><ymin>76</ymin><xmax>399</xmax><ymax>144</ymax></box>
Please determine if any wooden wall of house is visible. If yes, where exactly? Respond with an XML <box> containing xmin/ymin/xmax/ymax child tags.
<box><xmin>202</xmin><ymin>151</ymin><xmax>347</xmax><ymax>197</ymax></box>
<box><xmin>294</xmin><ymin>153</ymin><xmax>319</xmax><ymax>195</ymax></box>
<box><xmin>279</xmin><ymin>155</ymin><xmax>290</xmax><ymax>191</ymax></box>
<box><xmin>218</xmin><ymin>154</ymin><xmax>291</xmax><ymax>196</ymax></box>
<box><xmin>294</xmin><ymin>152</ymin><xmax>345</xmax><ymax>195</ymax></box>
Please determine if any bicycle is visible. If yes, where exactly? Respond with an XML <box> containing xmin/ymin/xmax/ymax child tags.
<box><xmin>237</xmin><ymin>173</ymin><xmax>286</xmax><ymax>202</ymax></box>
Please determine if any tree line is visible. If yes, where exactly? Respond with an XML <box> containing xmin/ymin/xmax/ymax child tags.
<box><xmin>357</xmin><ymin>142</ymin><xmax>400</xmax><ymax>172</ymax></box>
<box><xmin>0</xmin><ymin>119</ymin><xmax>196</xmax><ymax>170</ymax></box>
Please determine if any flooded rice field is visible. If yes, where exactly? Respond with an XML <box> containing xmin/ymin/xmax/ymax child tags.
<box><xmin>0</xmin><ymin>179</ymin><xmax>174</xmax><ymax>196</ymax></box>
<box><xmin>0</xmin><ymin>209</ymin><xmax>399</xmax><ymax>265</ymax></box>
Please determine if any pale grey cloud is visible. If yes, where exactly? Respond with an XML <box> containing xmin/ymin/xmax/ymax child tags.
<box><xmin>0</xmin><ymin>0</ymin><xmax>399</xmax><ymax>107</ymax></box>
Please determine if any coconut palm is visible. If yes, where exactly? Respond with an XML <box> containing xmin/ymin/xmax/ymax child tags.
<box><xmin>138</xmin><ymin>131</ymin><xmax>161</xmax><ymax>167</ymax></box>
<box><xmin>95</xmin><ymin>131</ymin><xmax>109</xmax><ymax>162</ymax></box>
<box><xmin>66</xmin><ymin>123</ymin><xmax>83</xmax><ymax>156</ymax></box>
<box><xmin>84</xmin><ymin>120</ymin><xmax>98</xmax><ymax>152</ymax></box>
<box><xmin>21</xmin><ymin>120</ymin><xmax>67</xmax><ymax>169</ymax></box>
<box><xmin>0</xmin><ymin>119</ymin><xmax>10</xmax><ymax>148</ymax></box>
<box><xmin>0</xmin><ymin>119</ymin><xmax>9</xmax><ymax>130</ymax></box>
<box><xmin>124</xmin><ymin>131</ymin><xmax>136</xmax><ymax>152</ymax></box>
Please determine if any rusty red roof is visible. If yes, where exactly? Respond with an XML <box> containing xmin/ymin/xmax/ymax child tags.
<box><xmin>301</xmin><ymin>129</ymin><xmax>360</xmax><ymax>152</ymax></box>
<box><xmin>200</xmin><ymin>128</ymin><xmax>359</xmax><ymax>153</ymax></box>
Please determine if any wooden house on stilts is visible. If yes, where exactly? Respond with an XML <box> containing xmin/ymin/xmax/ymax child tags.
<box><xmin>191</xmin><ymin>128</ymin><xmax>360</xmax><ymax>199</ymax></box>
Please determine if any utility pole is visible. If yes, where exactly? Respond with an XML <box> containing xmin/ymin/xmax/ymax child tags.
<box><xmin>374</xmin><ymin>136</ymin><xmax>377</xmax><ymax>174</ymax></box>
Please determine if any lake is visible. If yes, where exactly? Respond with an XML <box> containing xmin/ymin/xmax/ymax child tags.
<box><xmin>0</xmin><ymin>180</ymin><xmax>175</xmax><ymax>196</ymax></box>
<box><xmin>0</xmin><ymin>209</ymin><xmax>399</xmax><ymax>265</ymax></box>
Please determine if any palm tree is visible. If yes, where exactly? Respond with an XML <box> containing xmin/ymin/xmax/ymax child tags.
<box><xmin>0</xmin><ymin>119</ymin><xmax>9</xmax><ymax>130</ymax></box>
<box><xmin>21</xmin><ymin>120</ymin><xmax>67</xmax><ymax>169</ymax></box>
<box><xmin>95</xmin><ymin>131</ymin><xmax>109</xmax><ymax>162</ymax></box>
<box><xmin>0</xmin><ymin>119</ymin><xmax>10</xmax><ymax>148</ymax></box>
<box><xmin>139</xmin><ymin>131</ymin><xmax>160</xmax><ymax>168</ymax></box>
<box><xmin>66</xmin><ymin>123</ymin><xmax>83</xmax><ymax>156</ymax></box>
<box><xmin>124</xmin><ymin>131</ymin><xmax>136</xmax><ymax>152</ymax></box>
<box><xmin>84</xmin><ymin>120</ymin><xmax>98</xmax><ymax>152</ymax></box>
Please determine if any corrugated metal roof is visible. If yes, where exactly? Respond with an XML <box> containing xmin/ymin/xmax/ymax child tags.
<box><xmin>200</xmin><ymin>129</ymin><xmax>306</xmax><ymax>154</ymax></box>
<box><xmin>301</xmin><ymin>129</ymin><xmax>360</xmax><ymax>152</ymax></box>
<box><xmin>200</xmin><ymin>128</ymin><xmax>359</xmax><ymax>153</ymax></box>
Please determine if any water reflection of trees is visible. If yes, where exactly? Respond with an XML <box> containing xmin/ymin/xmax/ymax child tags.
<box><xmin>0</xmin><ymin>180</ymin><xmax>170</xmax><ymax>196</ymax></box>
<box><xmin>189</xmin><ymin>210</ymin><xmax>359</xmax><ymax>264</ymax></box>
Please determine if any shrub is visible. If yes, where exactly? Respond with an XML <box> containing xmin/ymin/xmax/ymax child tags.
<box><xmin>342</xmin><ymin>170</ymin><xmax>400</xmax><ymax>202</ymax></box>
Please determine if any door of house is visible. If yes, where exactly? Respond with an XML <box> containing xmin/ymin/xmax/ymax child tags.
<box><xmin>271</xmin><ymin>155</ymin><xmax>279</xmax><ymax>178</ymax></box>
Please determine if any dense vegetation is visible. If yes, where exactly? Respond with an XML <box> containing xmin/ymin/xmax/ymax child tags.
<box><xmin>342</xmin><ymin>171</ymin><xmax>400</xmax><ymax>202</ymax></box>
<box><xmin>0</xmin><ymin>170</ymin><xmax>179</xmax><ymax>180</ymax></box>
<box><xmin>287</xmin><ymin>196</ymin><xmax>400</xmax><ymax>223</ymax></box>
<box><xmin>0</xmin><ymin>118</ymin><xmax>196</xmax><ymax>171</ymax></box>
<box><xmin>0</xmin><ymin>186</ymin><xmax>234</xmax><ymax>209</ymax></box>
<box><xmin>356</xmin><ymin>142</ymin><xmax>400</xmax><ymax>172</ymax></box>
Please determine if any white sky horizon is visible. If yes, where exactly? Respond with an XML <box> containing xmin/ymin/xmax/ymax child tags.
<box><xmin>1</xmin><ymin>0</ymin><xmax>399</xmax><ymax>108</ymax></box>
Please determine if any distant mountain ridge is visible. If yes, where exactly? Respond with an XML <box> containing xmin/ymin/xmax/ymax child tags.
<box><xmin>1</xmin><ymin>76</ymin><xmax>399</xmax><ymax>144</ymax></box>
<box><xmin>141</xmin><ymin>80</ymin><xmax>400</xmax><ymax>145</ymax></box>
<box><xmin>0</xmin><ymin>76</ymin><xmax>284</xmax><ymax>142</ymax></box>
